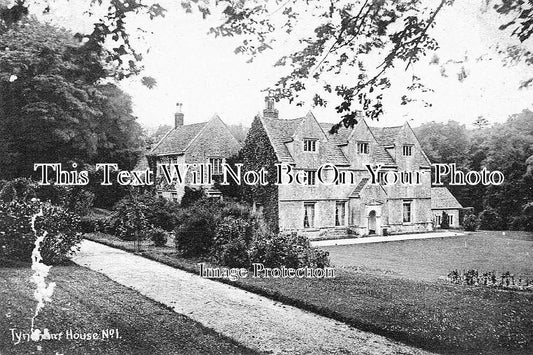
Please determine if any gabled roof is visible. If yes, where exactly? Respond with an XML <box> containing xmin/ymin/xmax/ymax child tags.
<box><xmin>370</xmin><ymin>126</ymin><xmax>403</xmax><ymax>146</ymax></box>
<box><xmin>321</xmin><ymin>121</ymin><xmax>396</xmax><ymax>166</ymax></box>
<box><xmin>261</xmin><ymin>117</ymin><xmax>302</xmax><ymax>163</ymax></box>
<box><xmin>350</xmin><ymin>177</ymin><xmax>369</xmax><ymax>197</ymax></box>
<box><xmin>150</xmin><ymin>122</ymin><xmax>207</xmax><ymax>156</ymax></box>
<box><xmin>370</xmin><ymin>123</ymin><xmax>432</xmax><ymax>167</ymax></box>
<box><xmin>261</xmin><ymin>116</ymin><xmax>350</xmax><ymax>165</ymax></box>
<box><xmin>319</xmin><ymin>123</ymin><xmax>353</xmax><ymax>145</ymax></box>
<box><xmin>431</xmin><ymin>187</ymin><xmax>463</xmax><ymax>210</ymax></box>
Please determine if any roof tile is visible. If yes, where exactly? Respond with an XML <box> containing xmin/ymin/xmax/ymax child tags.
<box><xmin>431</xmin><ymin>187</ymin><xmax>463</xmax><ymax>209</ymax></box>
<box><xmin>150</xmin><ymin>122</ymin><xmax>206</xmax><ymax>155</ymax></box>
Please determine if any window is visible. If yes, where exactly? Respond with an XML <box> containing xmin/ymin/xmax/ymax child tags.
<box><xmin>449</xmin><ymin>215</ymin><xmax>453</xmax><ymax>225</ymax></box>
<box><xmin>209</xmin><ymin>158</ymin><xmax>223</xmax><ymax>175</ymax></box>
<box><xmin>306</xmin><ymin>170</ymin><xmax>316</xmax><ymax>185</ymax></box>
<box><xmin>403</xmin><ymin>201</ymin><xmax>412</xmax><ymax>223</ymax></box>
<box><xmin>402</xmin><ymin>145</ymin><xmax>413</xmax><ymax>156</ymax></box>
<box><xmin>335</xmin><ymin>171</ymin><xmax>346</xmax><ymax>185</ymax></box>
<box><xmin>335</xmin><ymin>202</ymin><xmax>346</xmax><ymax>226</ymax></box>
<box><xmin>303</xmin><ymin>139</ymin><xmax>317</xmax><ymax>152</ymax></box>
<box><xmin>171</xmin><ymin>192</ymin><xmax>178</xmax><ymax>202</ymax></box>
<box><xmin>304</xmin><ymin>203</ymin><xmax>315</xmax><ymax>228</ymax></box>
<box><xmin>435</xmin><ymin>214</ymin><xmax>441</xmax><ymax>226</ymax></box>
<box><xmin>357</xmin><ymin>142</ymin><xmax>369</xmax><ymax>154</ymax></box>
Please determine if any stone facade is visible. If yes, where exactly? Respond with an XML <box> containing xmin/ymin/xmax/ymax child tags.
<box><xmin>147</xmin><ymin>113</ymin><xmax>241</xmax><ymax>202</ymax></box>
<box><xmin>431</xmin><ymin>187</ymin><xmax>463</xmax><ymax>228</ymax></box>
<box><xmin>242</xmin><ymin>101</ymin><xmax>437</xmax><ymax>237</ymax></box>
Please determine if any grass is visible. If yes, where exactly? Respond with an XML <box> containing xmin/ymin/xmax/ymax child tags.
<box><xmin>0</xmin><ymin>261</ymin><xmax>259</xmax><ymax>355</ymax></box>
<box><xmin>86</xmin><ymin>231</ymin><xmax>533</xmax><ymax>355</ymax></box>
<box><xmin>322</xmin><ymin>231</ymin><xmax>533</xmax><ymax>281</ymax></box>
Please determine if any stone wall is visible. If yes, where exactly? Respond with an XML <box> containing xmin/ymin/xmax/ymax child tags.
<box><xmin>433</xmin><ymin>209</ymin><xmax>460</xmax><ymax>228</ymax></box>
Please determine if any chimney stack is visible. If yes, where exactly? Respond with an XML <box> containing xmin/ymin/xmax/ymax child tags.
<box><xmin>175</xmin><ymin>102</ymin><xmax>184</xmax><ymax>128</ymax></box>
<box><xmin>263</xmin><ymin>96</ymin><xmax>279</xmax><ymax>119</ymax></box>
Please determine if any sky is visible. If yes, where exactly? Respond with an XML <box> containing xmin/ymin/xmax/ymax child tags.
<box><xmin>36</xmin><ymin>0</ymin><xmax>533</xmax><ymax>129</ymax></box>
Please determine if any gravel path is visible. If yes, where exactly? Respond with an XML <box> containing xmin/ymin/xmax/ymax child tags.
<box><xmin>311</xmin><ymin>231</ymin><xmax>464</xmax><ymax>247</ymax></box>
<box><xmin>72</xmin><ymin>240</ymin><xmax>431</xmax><ymax>355</ymax></box>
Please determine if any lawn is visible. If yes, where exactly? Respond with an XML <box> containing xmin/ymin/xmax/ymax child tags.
<box><xmin>322</xmin><ymin>231</ymin><xmax>533</xmax><ymax>281</ymax></box>
<box><xmin>0</xmin><ymin>260</ymin><xmax>258</xmax><ymax>355</ymax></box>
<box><xmin>85</xmin><ymin>231</ymin><xmax>533</xmax><ymax>355</ymax></box>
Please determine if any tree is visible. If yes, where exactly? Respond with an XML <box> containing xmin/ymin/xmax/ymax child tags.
<box><xmin>199</xmin><ymin>0</ymin><xmax>533</xmax><ymax>130</ymax></box>
<box><xmin>147</xmin><ymin>124</ymin><xmax>173</xmax><ymax>147</ymax></box>
<box><xmin>0</xmin><ymin>19</ymin><xmax>143</xmax><ymax>179</ymax></box>
<box><xmin>414</xmin><ymin>121</ymin><xmax>470</xmax><ymax>165</ymax></box>
<box><xmin>4</xmin><ymin>1</ymin><xmax>530</xmax><ymax>131</ymax></box>
<box><xmin>440</xmin><ymin>211</ymin><xmax>450</xmax><ymax>229</ymax></box>
<box><xmin>473</xmin><ymin>116</ymin><xmax>489</xmax><ymax>130</ymax></box>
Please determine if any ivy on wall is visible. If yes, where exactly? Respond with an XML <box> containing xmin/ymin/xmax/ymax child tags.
<box><xmin>240</xmin><ymin>116</ymin><xmax>280</xmax><ymax>232</ymax></box>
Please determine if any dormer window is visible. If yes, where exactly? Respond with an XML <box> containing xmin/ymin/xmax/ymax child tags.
<box><xmin>357</xmin><ymin>142</ymin><xmax>369</xmax><ymax>154</ymax></box>
<box><xmin>303</xmin><ymin>139</ymin><xmax>317</xmax><ymax>152</ymax></box>
<box><xmin>402</xmin><ymin>145</ymin><xmax>413</xmax><ymax>156</ymax></box>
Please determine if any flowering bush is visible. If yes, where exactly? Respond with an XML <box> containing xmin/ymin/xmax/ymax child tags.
<box><xmin>447</xmin><ymin>269</ymin><xmax>532</xmax><ymax>291</ymax></box>
<box><xmin>0</xmin><ymin>199</ymin><xmax>82</xmax><ymax>265</ymax></box>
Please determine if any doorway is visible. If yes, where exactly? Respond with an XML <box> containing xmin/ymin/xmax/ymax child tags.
<box><xmin>368</xmin><ymin>210</ymin><xmax>377</xmax><ymax>235</ymax></box>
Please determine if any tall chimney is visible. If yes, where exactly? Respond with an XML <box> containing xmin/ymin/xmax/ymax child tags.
<box><xmin>175</xmin><ymin>102</ymin><xmax>184</xmax><ymax>128</ymax></box>
<box><xmin>263</xmin><ymin>96</ymin><xmax>279</xmax><ymax>119</ymax></box>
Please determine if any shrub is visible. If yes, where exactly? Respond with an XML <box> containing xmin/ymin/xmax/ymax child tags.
<box><xmin>79</xmin><ymin>208</ymin><xmax>113</xmax><ymax>233</ymax></box>
<box><xmin>148</xmin><ymin>227</ymin><xmax>168</xmax><ymax>247</ymax></box>
<box><xmin>463</xmin><ymin>214</ymin><xmax>479</xmax><ymax>232</ymax></box>
<box><xmin>0</xmin><ymin>200</ymin><xmax>82</xmax><ymax>265</ymax></box>
<box><xmin>172</xmin><ymin>198</ymin><xmax>331</xmax><ymax>269</ymax></box>
<box><xmin>479</xmin><ymin>208</ymin><xmax>505</xmax><ymax>230</ymax></box>
<box><xmin>306</xmin><ymin>248</ymin><xmax>331</xmax><ymax>268</ymax></box>
<box><xmin>174</xmin><ymin>203</ymin><xmax>218</xmax><ymax>256</ymax></box>
<box><xmin>60</xmin><ymin>187</ymin><xmax>95</xmax><ymax>216</ymax></box>
<box><xmin>521</xmin><ymin>203</ymin><xmax>533</xmax><ymax>232</ymax></box>
<box><xmin>0</xmin><ymin>178</ymin><xmax>36</xmax><ymax>202</ymax></box>
<box><xmin>174</xmin><ymin>198</ymin><xmax>255</xmax><ymax>257</ymax></box>
<box><xmin>143</xmin><ymin>196</ymin><xmax>179</xmax><ymax>231</ymax></box>
<box><xmin>0</xmin><ymin>178</ymin><xmax>95</xmax><ymax>216</ymax></box>
<box><xmin>440</xmin><ymin>211</ymin><xmax>450</xmax><ymax>229</ymax></box>
<box><xmin>212</xmin><ymin>216</ymin><xmax>255</xmax><ymax>267</ymax></box>
<box><xmin>107</xmin><ymin>194</ymin><xmax>150</xmax><ymax>241</ymax></box>
<box><xmin>108</xmin><ymin>193</ymin><xmax>179</xmax><ymax>233</ymax></box>
<box><xmin>250</xmin><ymin>231</ymin><xmax>330</xmax><ymax>269</ymax></box>
<box><xmin>180</xmin><ymin>186</ymin><xmax>205</xmax><ymax>208</ymax></box>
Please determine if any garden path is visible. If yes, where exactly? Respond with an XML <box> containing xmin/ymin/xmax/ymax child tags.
<box><xmin>73</xmin><ymin>240</ymin><xmax>432</xmax><ymax>355</ymax></box>
<box><xmin>311</xmin><ymin>231</ymin><xmax>464</xmax><ymax>247</ymax></box>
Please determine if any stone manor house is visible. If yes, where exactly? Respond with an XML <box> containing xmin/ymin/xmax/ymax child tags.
<box><xmin>240</xmin><ymin>99</ymin><xmax>462</xmax><ymax>236</ymax></box>
<box><xmin>144</xmin><ymin>106</ymin><xmax>241</xmax><ymax>202</ymax></box>
<box><xmin>142</xmin><ymin>100</ymin><xmax>462</xmax><ymax>236</ymax></box>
